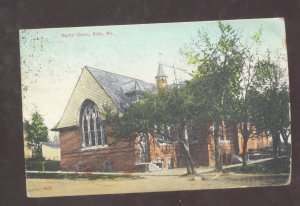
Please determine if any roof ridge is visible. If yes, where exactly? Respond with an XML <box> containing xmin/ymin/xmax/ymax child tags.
<box><xmin>52</xmin><ymin>66</ymin><xmax>157</xmax><ymax>130</ymax></box>
<box><xmin>85</xmin><ymin>66</ymin><xmax>155</xmax><ymax>85</ymax></box>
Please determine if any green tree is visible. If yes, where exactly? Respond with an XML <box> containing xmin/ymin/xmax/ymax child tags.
<box><xmin>24</xmin><ymin>112</ymin><xmax>48</xmax><ymax>159</ymax></box>
<box><xmin>184</xmin><ymin>22</ymin><xmax>288</xmax><ymax>167</ymax></box>
<box><xmin>104</xmin><ymin>87</ymin><xmax>199</xmax><ymax>175</ymax></box>
<box><xmin>233</xmin><ymin>38</ymin><xmax>265</xmax><ymax>166</ymax></box>
<box><xmin>253</xmin><ymin>57</ymin><xmax>290</xmax><ymax>158</ymax></box>
<box><xmin>156</xmin><ymin>87</ymin><xmax>198</xmax><ymax>174</ymax></box>
<box><xmin>236</xmin><ymin>86</ymin><xmax>262</xmax><ymax>166</ymax></box>
<box><xmin>184</xmin><ymin>22</ymin><xmax>246</xmax><ymax>171</ymax></box>
<box><xmin>278</xmin><ymin>87</ymin><xmax>291</xmax><ymax>148</ymax></box>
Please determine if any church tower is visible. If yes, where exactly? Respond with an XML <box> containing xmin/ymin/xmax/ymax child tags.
<box><xmin>155</xmin><ymin>64</ymin><xmax>168</xmax><ymax>91</ymax></box>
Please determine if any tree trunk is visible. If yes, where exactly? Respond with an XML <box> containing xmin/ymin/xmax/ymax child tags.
<box><xmin>278</xmin><ymin>140</ymin><xmax>282</xmax><ymax>157</ymax></box>
<box><xmin>282</xmin><ymin>135</ymin><xmax>289</xmax><ymax>156</ymax></box>
<box><xmin>281</xmin><ymin>132</ymin><xmax>289</xmax><ymax>149</ymax></box>
<box><xmin>283</xmin><ymin>137</ymin><xmax>288</xmax><ymax>148</ymax></box>
<box><xmin>214</xmin><ymin>121</ymin><xmax>222</xmax><ymax>172</ymax></box>
<box><xmin>179</xmin><ymin>124</ymin><xmax>197</xmax><ymax>175</ymax></box>
<box><xmin>180</xmin><ymin>140</ymin><xmax>197</xmax><ymax>174</ymax></box>
<box><xmin>33</xmin><ymin>144</ymin><xmax>43</xmax><ymax>160</ymax></box>
<box><xmin>232</xmin><ymin>124</ymin><xmax>240</xmax><ymax>156</ymax></box>
<box><xmin>242</xmin><ymin>138</ymin><xmax>249</xmax><ymax>166</ymax></box>
<box><xmin>272</xmin><ymin>132</ymin><xmax>280</xmax><ymax>159</ymax></box>
<box><xmin>241</xmin><ymin>123</ymin><xmax>250</xmax><ymax>166</ymax></box>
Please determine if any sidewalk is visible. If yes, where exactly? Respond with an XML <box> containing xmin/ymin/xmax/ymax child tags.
<box><xmin>26</xmin><ymin>156</ymin><xmax>285</xmax><ymax>177</ymax></box>
<box><xmin>138</xmin><ymin>156</ymin><xmax>284</xmax><ymax>177</ymax></box>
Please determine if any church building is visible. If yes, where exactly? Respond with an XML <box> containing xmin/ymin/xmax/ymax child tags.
<box><xmin>52</xmin><ymin>65</ymin><xmax>271</xmax><ymax>172</ymax></box>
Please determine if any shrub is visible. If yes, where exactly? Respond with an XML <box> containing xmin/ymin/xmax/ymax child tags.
<box><xmin>25</xmin><ymin>159</ymin><xmax>60</xmax><ymax>171</ymax></box>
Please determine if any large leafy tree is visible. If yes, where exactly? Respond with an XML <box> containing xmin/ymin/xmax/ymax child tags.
<box><xmin>104</xmin><ymin>87</ymin><xmax>199</xmax><ymax>175</ymax></box>
<box><xmin>233</xmin><ymin>34</ymin><xmax>265</xmax><ymax>166</ymax></box>
<box><xmin>253</xmin><ymin>56</ymin><xmax>290</xmax><ymax>158</ymax></box>
<box><xmin>184</xmin><ymin>22</ymin><xmax>246</xmax><ymax>171</ymax></box>
<box><xmin>156</xmin><ymin>87</ymin><xmax>198</xmax><ymax>174</ymax></box>
<box><xmin>24</xmin><ymin>112</ymin><xmax>48</xmax><ymax>159</ymax></box>
<box><xmin>184</xmin><ymin>22</ymin><xmax>289</xmax><ymax>167</ymax></box>
<box><xmin>278</xmin><ymin>86</ymin><xmax>291</xmax><ymax>149</ymax></box>
<box><xmin>236</xmin><ymin>86</ymin><xmax>262</xmax><ymax>166</ymax></box>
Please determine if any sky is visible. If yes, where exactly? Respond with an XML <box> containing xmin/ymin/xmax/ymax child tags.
<box><xmin>19</xmin><ymin>18</ymin><xmax>288</xmax><ymax>140</ymax></box>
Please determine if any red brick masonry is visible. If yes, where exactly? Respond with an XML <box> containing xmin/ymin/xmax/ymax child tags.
<box><xmin>59</xmin><ymin>125</ymin><xmax>271</xmax><ymax>172</ymax></box>
<box><xmin>60</xmin><ymin>128</ymin><xmax>136</xmax><ymax>172</ymax></box>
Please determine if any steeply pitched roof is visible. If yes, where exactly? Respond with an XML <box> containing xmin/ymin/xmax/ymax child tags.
<box><xmin>86</xmin><ymin>66</ymin><xmax>156</xmax><ymax>110</ymax></box>
<box><xmin>52</xmin><ymin>67</ymin><xmax>156</xmax><ymax>131</ymax></box>
<box><xmin>155</xmin><ymin>64</ymin><xmax>167</xmax><ymax>78</ymax></box>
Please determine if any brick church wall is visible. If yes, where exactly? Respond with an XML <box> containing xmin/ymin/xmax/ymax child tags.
<box><xmin>176</xmin><ymin>123</ymin><xmax>211</xmax><ymax>168</ymax></box>
<box><xmin>59</xmin><ymin>127</ymin><xmax>136</xmax><ymax>172</ymax></box>
<box><xmin>188</xmin><ymin>141</ymin><xmax>210</xmax><ymax>166</ymax></box>
<box><xmin>238</xmin><ymin>132</ymin><xmax>272</xmax><ymax>154</ymax></box>
<box><xmin>59</xmin><ymin>123</ymin><xmax>272</xmax><ymax>172</ymax></box>
<box><xmin>147</xmin><ymin>134</ymin><xmax>178</xmax><ymax>169</ymax></box>
<box><xmin>207</xmin><ymin>123</ymin><xmax>236</xmax><ymax>166</ymax></box>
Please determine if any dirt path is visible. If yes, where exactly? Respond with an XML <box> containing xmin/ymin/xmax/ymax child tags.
<box><xmin>26</xmin><ymin>173</ymin><xmax>290</xmax><ymax>197</ymax></box>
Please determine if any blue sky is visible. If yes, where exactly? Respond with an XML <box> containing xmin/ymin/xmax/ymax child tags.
<box><xmin>19</xmin><ymin>18</ymin><xmax>288</xmax><ymax>139</ymax></box>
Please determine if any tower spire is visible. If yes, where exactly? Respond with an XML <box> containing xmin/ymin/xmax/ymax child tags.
<box><xmin>155</xmin><ymin>64</ymin><xmax>168</xmax><ymax>91</ymax></box>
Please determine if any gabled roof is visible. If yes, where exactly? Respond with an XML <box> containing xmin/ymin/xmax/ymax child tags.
<box><xmin>86</xmin><ymin>66</ymin><xmax>156</xmax><ymax>110</ymax></box>
<box><xmin>52</xmin><ymin>67</ymin><xmax>156</xmax><ymax>131</ymax></box>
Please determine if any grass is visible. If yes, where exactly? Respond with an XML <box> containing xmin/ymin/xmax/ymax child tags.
<box><xmin>26</xmin><ymin>156</ymin><xmax>291</xmax><ymax>180</ymax></box>
<box><xmin>223</xmin><ymin>156</ymin><xmax>291</xmax><ymax>174</ymax></box>
<box><xmin>26</xmin><ymin>172</ymin><xmax>143</xmax><ymax>180</ymax></box>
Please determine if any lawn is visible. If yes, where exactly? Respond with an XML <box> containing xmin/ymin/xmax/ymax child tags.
<box><xmin>26</xmin><ymin>157</ymin><xmax>291</xmax><ymax>197</ymax></box>
<box><xmin>223</xmin><ymin>156</ymin><xmax>291</xmax><ymax>174</ymax></box>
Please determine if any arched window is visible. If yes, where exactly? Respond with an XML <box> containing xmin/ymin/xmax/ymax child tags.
<box><xmin>137</xmin><ymin>133</ymin><xmax>150</xmax><ymax>163</ymax></box>
<box><xmin>80</xmin><ymin>101</ymin><xmax>106</xmax><ymax>148</ymax></box>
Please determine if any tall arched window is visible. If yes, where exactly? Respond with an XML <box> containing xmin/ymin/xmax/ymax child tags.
<box><xmin>80</xmin><ymin>101</ymin><xmax>106</xmax><ymax>148</ymax></box>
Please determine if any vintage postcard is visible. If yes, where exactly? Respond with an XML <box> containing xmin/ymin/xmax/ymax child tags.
<box><xmin>20</xmin><ymin>18</ymin><xmax>291</xmax><ymax>197</ymax></box>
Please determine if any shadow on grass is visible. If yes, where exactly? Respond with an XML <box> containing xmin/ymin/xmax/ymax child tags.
<box><xmin>223</xmin><ymin>156</ymin><xmax>291</xmax><ymax>174</ymax></box>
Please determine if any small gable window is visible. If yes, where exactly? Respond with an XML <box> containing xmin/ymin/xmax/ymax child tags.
<box><xmin>80</xmin><ymin>101</ymin><xmax>106</xmax><ymax>149</ymax></box>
